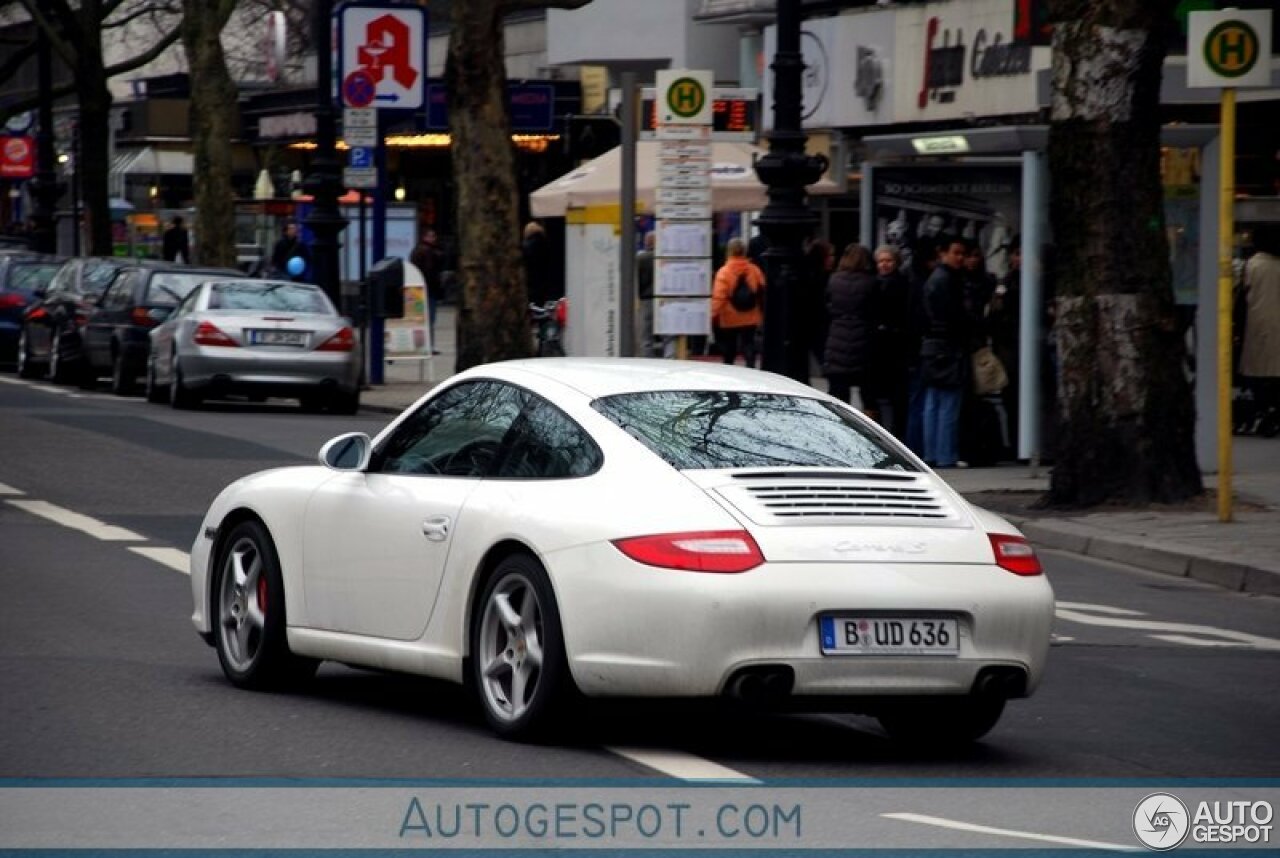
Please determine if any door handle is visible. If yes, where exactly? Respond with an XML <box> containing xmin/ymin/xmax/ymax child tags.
<box><xmin>422</xmin><ymin>514</ymin><xmax>451</xmax><ymax>542</ymax></box>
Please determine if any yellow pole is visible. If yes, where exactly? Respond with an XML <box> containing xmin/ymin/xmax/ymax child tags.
<box><xmin>1217</xmin><ymin>88</ymin><xmax>1236</xmax><ymax>522</ymax></box>
<box><xmin>675</xmin><ymin>335</ymin><xmax>688</xmax><ymax>360</ymax></box>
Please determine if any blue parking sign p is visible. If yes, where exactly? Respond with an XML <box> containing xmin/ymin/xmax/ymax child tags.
<box><xmin>349</xmin><ymin>147</ymin><xmax>373</xmax><ymax>169</ymax></box>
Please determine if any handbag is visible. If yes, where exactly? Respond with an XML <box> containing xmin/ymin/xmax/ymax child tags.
<box><xmin>972</xmin><ymin>344</ymin><xmax>1009</xmax><ymax>395</ymax></box>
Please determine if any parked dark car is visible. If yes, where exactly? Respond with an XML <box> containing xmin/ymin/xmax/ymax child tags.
<box><xmin>81</xmin><ymin>262</ymin><xmax>239</xmax><ymax>394</ymax></box>
<box><xmin>17</xmin><ymin>257</ymin><xmax>131</xmax><ymax>381</ymax></box>
<box><xmin>0</xmin><ymin>253</ymin><xmax>65</xmax><ymax>365</ymax></box>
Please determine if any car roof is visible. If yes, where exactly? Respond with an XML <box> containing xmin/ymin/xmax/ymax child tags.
<box><xmin>466</xmin><ymin>358</ymin><xmax>822</xmax><ymax>401</ymax></box>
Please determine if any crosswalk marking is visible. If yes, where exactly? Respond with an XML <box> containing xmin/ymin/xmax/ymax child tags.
<box><xmin>604</xmin><ymin>747</ymin><xmax>759</xmax><ymax>782</ymax></box>
<box><xmin>128</xmin><ymin>546</ymin><xmax>191</xmax><ymax>575</ymax></box>
<box><xmin>882</xmin><ymin>812</ymin><xmax>1140</xmax><ymax>852</ymax></box>
<box><xmin>7</xmin><ymin>499</ymin><xmax>145</xmax><ymax>542</ymax></box>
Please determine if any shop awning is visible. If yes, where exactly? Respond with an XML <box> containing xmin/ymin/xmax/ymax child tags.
<box><xmin>529</xmin><ymin>140</ymin><xmax>841</xmax><ymax>218</ymax></box>
<box><xmin>109</xmin><ymin>146</ymin><xmax>194</xmax><ymax>178</ymax></box>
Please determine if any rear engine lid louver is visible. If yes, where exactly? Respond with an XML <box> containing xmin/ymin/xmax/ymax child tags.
<box><xmin>714</xmin><ymin>470</ymin><xmax>964</xmax><ymax>527</ymax></box>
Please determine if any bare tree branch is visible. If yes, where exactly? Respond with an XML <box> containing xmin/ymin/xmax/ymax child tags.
<box><xmin>16</xmin><ymin>0</ymin><xmax>79</xmax><ymax>69</ymax></box>
<box><xmin>103</xmin><ymin>23</ymin><xmax>180</xmax><ymax>77</ymax></box>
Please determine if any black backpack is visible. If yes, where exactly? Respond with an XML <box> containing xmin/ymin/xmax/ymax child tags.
<box><xmin>729</xmin><ymin>272</ymin><xmax>757</xmax><ymax>312</ymax></box>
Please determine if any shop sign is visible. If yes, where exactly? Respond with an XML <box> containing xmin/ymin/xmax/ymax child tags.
<box><xmin>0</xmin><ymin>135</ymin><xmax>34</xmax><ymax>178</ymax></box>
<box><xmin>894</xmin><ymin>0</ymin><xmax>1046</xmax><ymax>123</ymax></box>
<box><xmin>761</xmin><ymin>9</ymin><xmax>896</xmax><ymax>130</ymax></box>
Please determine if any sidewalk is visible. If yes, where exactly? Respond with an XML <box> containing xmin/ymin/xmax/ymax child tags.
<box><xmin>362</xmin><ymin>305</ymin><xmax>1280</xmax><ymax>597</ymax></box>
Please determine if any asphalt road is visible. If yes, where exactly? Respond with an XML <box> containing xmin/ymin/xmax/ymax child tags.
<box><xmin>1</xmin><ymin>376</ymin><xmax>1278</xmax><ymax>849</ymax></box>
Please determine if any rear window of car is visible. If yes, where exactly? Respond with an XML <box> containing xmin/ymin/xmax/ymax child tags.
<box><xmin>144</xmin><ymin>272</ymin><xmax>224</xmax><ymax>307</ymax></box>
<box><xmin>8</xmin><ymin>263</ymin><xmax>61</xmax><ymax>292</ymax></box>
<box><xmin>591</xmin><ymin>390</ymin><xmax>918</xmax><ymax>471</ymax></box>
<box><xmin>208</xmin><ymin>281</ymin><xmax>334</xmax><ymax>314</ymax></box>
<box><xmin>82</xmin><ymin>261</ymin><xmax>125</xmax><ymax>297</ymax></box>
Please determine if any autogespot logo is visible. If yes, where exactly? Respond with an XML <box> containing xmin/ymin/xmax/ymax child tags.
<box><xmin>1134</xmin><ymin>793</ymin><xmax>1190</xmax><ymax>851</ymax></box>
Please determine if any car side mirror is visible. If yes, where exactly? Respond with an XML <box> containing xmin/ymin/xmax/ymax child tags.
<box><xmin>319</xmin><ymin>432</ymin><xmax>371</xmax><ymax>472</ymax></box>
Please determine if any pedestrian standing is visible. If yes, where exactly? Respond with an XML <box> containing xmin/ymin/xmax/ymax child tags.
<box><xmin>870</xmin><ymin>245</ymin><xmax>911</xmax><ymax>439</ymax></box>
<box><xmin>823</xmin><ymin>244</ymin><xmax>881</xmax><ymax>415</ymax></box>
<box><xmin>802</xmin><ymin>237</ymin><xmax>834</xmax><ymax>369</ymax></box>
<box><xmin>919</xmin><ymin>236</ymin><xmax>971</xmax><ymax>468</ymax></box>
<box><xmin>162</xmin><ymin>216</ymin><xmax>189</xmax><ymax>263</ymax></box>
<box><xmin>410</xmin><ymin>228</ymin><xmax>445</xmax><ymax>354</ymax></box>
<box><xmin>1240</xmin><ymin>225</ymin><xmax>1280</xmax><ymax>423</ymax></box>
<box><xmin>271</xmin><ymin>222</ymin><xmax>309</xmax><ymax>281</ymax></box>
<box><xmin>522</xmin><ymin>221</ymin><xmax>554</xmax><ymax>304</ymax></box>
<box><xmin>710</xmin><ymin>237</ymin><xmax>765</xmax><ymax>368</ymax></box>
<box><xmin>636</xmin><ymin>231</ymin><xmax>657</xmax><ymax>356</ymax></box>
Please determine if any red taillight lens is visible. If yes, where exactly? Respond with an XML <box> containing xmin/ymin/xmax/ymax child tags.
<box><xmin>193</xmin><ymin>321</ymin><xmax>239</xmax><ymax>347</ymax></box>
<box><xmin>555</xmin><ymin>298</ymin><xmax>568</xmax><ymax>326</ymax></box>
<box><xmin>26</xmin><ymin>306</ymin><xmax>47</xmax><ymax>321</ymax></box>
<box><xmin>989</xmin><ymin>533</ymin><xmax>1043</xmax><ymax>576</ymax></box>
<box><xmin>316</xmin><ymin>326</ymin><xmax>355</xmax><ymax>352</ymax></box>
<box><xmin>612</xmin><ymin>530</ymin><xmax>764</xmax><ymax>574</ymax></box>
<box><xmin>130</xmin><ymin>307</ymin><xmax>159</xmax><ymax>327</ymax></box>
<box><xmin>0</xmin><ymin>293</ymin><xmax>25</xmax><ymax>310</ymax></box>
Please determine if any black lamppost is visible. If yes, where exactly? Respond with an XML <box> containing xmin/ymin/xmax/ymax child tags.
<box><xmin>304</xmin><ymin>0</ymin><xmax>347</xmax><ymax>308</ymax></box>
<box><xmin>754</xmin><ymin>0</ymin><xmax>827</xmax><ymax>383</ymax></box>
<box><xmin>29</xmin><ymin>28</ymin><xmax>61</xmax><ymax>255</ymax></box>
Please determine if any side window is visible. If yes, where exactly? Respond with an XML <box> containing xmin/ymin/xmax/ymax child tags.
<box><xmin>495</xmin><ymin>396</ymin><xmax>602</xmax><ymax>479</ymax></box>
<box><xmin>175</xmin><ymin>288</ymin><xmax>201</xmax><ymax>317</ymax></box>
<box><xmin>373</xmin><ymin>381</ymin><xmax>527</xmax><ymax>477</ymax></box>
<box><xmin>46</xmin><ymin>262</ymin><xmax>74</xmax><ymax>298</ymax></box>
<box><xmin>102</xmin><ymin>273</ymin><xmax>134</xmax><ymax>310</ymax></box>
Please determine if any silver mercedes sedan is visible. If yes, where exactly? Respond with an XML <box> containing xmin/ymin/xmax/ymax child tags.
<box><xmin>146</xmin><ymin>278</ymin><xmax>361</xmax><ymax>413</ymax></box>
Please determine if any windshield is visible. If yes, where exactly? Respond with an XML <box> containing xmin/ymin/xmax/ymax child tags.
<box><xmin>592</xmin><ymin>390</ymin><xmax>917</xmax><ymax>471</ymax></box>
<box><xmin>144</xmin><ymin>272</ymin><xmax>225</xmax><ymax>307</ymax></box>
<box><xmin>208</xmin><ymin>281</ymin><xmax>334</xmax><ymax>314</ymax></box>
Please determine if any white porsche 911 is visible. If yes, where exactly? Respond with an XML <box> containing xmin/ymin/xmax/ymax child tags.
<box><xmin>190</xmin><ymin>359</ymin><xmax>1054</xmax><ymax>743</ymax></box>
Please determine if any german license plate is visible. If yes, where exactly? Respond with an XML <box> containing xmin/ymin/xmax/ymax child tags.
<box><xmin>249</xmin><ymin>329</ymin><xmax>306</xmax><ymax>347</ymax></box>
<box><xmin>820</xmin><ymin>617</ymin><xmax>959</xmax><ymax>656</ymax></box>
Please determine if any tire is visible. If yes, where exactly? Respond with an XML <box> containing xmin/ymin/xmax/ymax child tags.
<box><xmin>877</xmin><ymin>695</ymin><xmax>1006</xmax><ymax>747</ymax></box>
<box><xmin>471</xmin><ymin>553</ymin><xmax>574</xmax><ymax>739</ymax></box>
<box><xmin>212</xmin><ymin>519</ymin><xmax>318</xmax><ymax>689</ymax></box>
<box><xmin>48</xmin><ymin>330</ymin><xmax>72</xmax><ymax>384</ymax></box>
<box><xmin>169</xmin><ymin>354</ymin><xmax>199</xmax><ymax>409</ymax></box>
<box><xmin>110</xmin><ymin>350</ymin><xmax>134</xmax><ymax>396</ymax></box>
<box><xmin>145</xmin><ymin>356</ymin><xmax>168</xmax><ymax>403</ymax></box>
<box><xmin>16</xmin><ymin>328</ymin><xmax>40</xmax><ymax>379</ymax></box>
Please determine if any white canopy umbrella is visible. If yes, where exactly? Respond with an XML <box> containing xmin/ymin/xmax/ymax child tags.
<box><xmin>530</xmin><ymin>140</ymin><xmax>840</xmax><ymax>217</ymax></box>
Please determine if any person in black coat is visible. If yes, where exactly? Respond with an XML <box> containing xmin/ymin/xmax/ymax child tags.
<box><xmin>802</xmin><ymin>237</ymin><xmax>834</xmax><ymax>368</ymax></box>
<box><xmin>823</xmin><ymin>243</ymin><xmax>882</xmax><ymax>417</ymax></box>
<box><xmin>869</xmin><ymin>245</ymin><xmax>911</xmax><ymax>440</ymax></box>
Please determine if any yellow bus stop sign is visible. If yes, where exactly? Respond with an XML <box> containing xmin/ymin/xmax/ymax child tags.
<box><xmin>1188</xmin><ymin>9</ymin><xmax>1272</xmax><ymax>89</ymax></box>
<box><xmin>1204</xmin><ymin>20</ymin><xmax>1260</xmax><ymax>79</ymax></box>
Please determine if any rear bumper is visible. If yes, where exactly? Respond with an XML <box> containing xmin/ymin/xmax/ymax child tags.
<box><xmin>548</xmin><ymin>543</ymin><xmax>1055</xmax><ymax>701</ymax></box>
<box><xmin>181</xmin><ymin>348</ymin><xmax>361</xmax><ymax>396</ymax></box>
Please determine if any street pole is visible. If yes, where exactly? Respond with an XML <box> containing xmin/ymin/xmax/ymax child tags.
<box><xmin>30</xmin><ymin>28</ymin><xmax>60</xmax><ymax>255</ymax></box>
<box><xmin>1217</xmin><ymin>87</ymin><xmax>1235</xmax><ymax>523</ymax></box>
<box><xmin>619</xmin><ymin>71</ymin><xmax>637</xmax><ymax>357</ymax></box>
<box><xmin>754</xmin><ymin>0</ymin><xmax>826</xmax><ymax>383</ymax></box>
<box><xmin>304</xmin><ymin>0</ymin><xmax>348</xmax><ymax>311</ymax></box>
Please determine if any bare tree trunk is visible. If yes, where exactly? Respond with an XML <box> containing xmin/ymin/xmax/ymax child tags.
<box><xmin>1045</xmin><ymin>0</ymin><xmax>1202</xmax><ymax>506</ymax></box>
<box><xmin>182</xmin><ymin>0</ymin><xmax>237</xmax><ymax>267</ymax></box>
<box><xmin>446</xmin><ymin>0</ymin><xmax>529</xmax><ymax>371</ymax></box>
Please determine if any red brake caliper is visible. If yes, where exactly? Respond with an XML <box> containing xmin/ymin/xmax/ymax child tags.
<box><xmin>256</xmin><ymin>574</ymin><xmax>268</xmax><ymax>615</ymax></box>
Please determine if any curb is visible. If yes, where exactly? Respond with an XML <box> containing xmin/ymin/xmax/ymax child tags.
<box><xmin>1006</xmin><ymin>514</ymin><xmax>1280</xmax><ymax>597</ymax></box>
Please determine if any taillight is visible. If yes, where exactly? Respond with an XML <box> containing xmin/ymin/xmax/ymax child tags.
<box><xmin>316</xmin><ymin>326</ymin><xmax>355</xmax><ymax>352</ymax></box>
<box><xmin>26</xmin><ymin>307</ymin><xmax>47</xmax><ymax>321</ymax></box>
<box><xmin>989</xmin><ymin>534</ymin><xmax>1042</xmax><ymax>576</ymax></box>
<box><xmin>555</xmin><ymin>298</ymin><xmax>568</xmax><ymax>326</ymax></box>
<box><xmin>0</xmin><ymin>293</ymin><xmax>25</xmax><ymax>310</ymax></box>
<box><xmin>611</xmin><ymin>530</ymin><xmax>764</xmax><ymax>574</ymax></box>
<box><xmin>131</xmin><ymin>307</ymin><xmax>161</xmax><ymax>327</ymax></box>
<box><xmin>193</xmin><ymin>321</ymin><xmax>239</xmax><ymax>347</ymax></box>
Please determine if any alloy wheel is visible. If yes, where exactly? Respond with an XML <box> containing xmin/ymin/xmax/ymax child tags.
<box><xmin>217</xmin><ymin>535</ymin><xmax>268</xmax><ymax>673</ymax></box>
<box><xmin>477</xmin><ymin>572</ymin><xmax>546</xmax><ymax>724</ymax></box>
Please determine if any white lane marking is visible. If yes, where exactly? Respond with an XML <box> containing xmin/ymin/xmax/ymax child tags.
<box><xmin>0</xmin><ymin>376</ymin><xmax>25</xmax><ymax>386</ymax></box>
<box><xmin>605</xmin><ymin>747</ymin><xmax>759</xmax><ymax>783</ymax></box>
<box><xmin>128</xmin><ymin>546</ymin><xmax>191</xmax><ymax>575</ymax></box>
<box><xmin>0</xmin><ymin>482</ymin><xmax>24</xmax><ymax>496</ymax></box>
<box><xmin>1149</xmin><ymin>633</ymin><xmax>1253</xmax><ymax>648</ymax></box>
<box><xmin>6</xmin><ymin>499</ymin><xmax>145</xmax><ymax>542</ymax></box>
<box><xmin>882</xmin><ymin>812</ymin><xmax>1140</xmax><ymax>852</ymax></box>
<box><xmin>1055</xmin><ymin>603</ymin><xmax>1280</xmax><ymax>651</ymax></box>
<box><xmin>1056</xmin><ymin>601</ymin><xmax>1144</xmax><ymax>616</ymax></box>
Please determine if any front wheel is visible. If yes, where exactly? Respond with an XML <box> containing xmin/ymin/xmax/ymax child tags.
<box><xmin>212</xmin><ymin>520</ymin><xmax>317</xmax><ymax>689</ymax></box>
<box><xmin>876</xmin><ymin>695</ymin><xmax>1006</xmax><ymax>747</ymax></box>
<box><xmin>170</xmin><ymin>355</ymin><xmax>200</xmax><ymax>409</ymax></box>
<box><xmin>471</xmin><ymin>554</ymin><xmax>574</xmax><ymax>739</ymax></box>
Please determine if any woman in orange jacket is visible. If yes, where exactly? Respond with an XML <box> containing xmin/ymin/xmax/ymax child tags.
<box><xmin>710</xmin><ymin>237</ymin><xmax>766</xmax><ymax>367</ymax></box>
